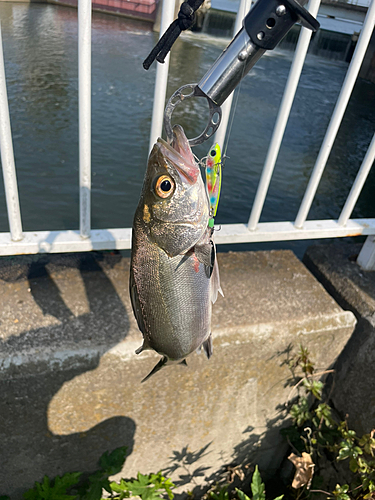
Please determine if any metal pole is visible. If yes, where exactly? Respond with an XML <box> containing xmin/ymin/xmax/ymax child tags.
<box><xmin>148</xmin><ymin>0</ymin><xmax>176</xmax><ymax>151</ymax></box>
<box><xmin>0</xmin><ymin>23</ymin><xmax>23</xmax><ymax>242</ymax></box>
<box><xmin>358</xmin><ymin>235</ymin><xmax>375</xmax><ymax>271</ymax></box>
<box><xmin>79</xmin><ymin>0</ymin><xmax>92</xmax><ymax>239</ymax></box>
<box><xmin>247</xmin><ymin>0</ymin><xmax>321</xmax><ymax>230</ymax></box>
<box><xmin>338</xmin><ymin>132</ymin><xmax>375</xmax><ymax>226</ymax></box>
<box><xmin>213</xmin><ymin>0</ymin><xmax>252</xmax><ymax>151</ymax></box>
<box><xmin>294</xmin><ymin>0</ymin><xmax>375</xmax><ymax>229</ymax></box>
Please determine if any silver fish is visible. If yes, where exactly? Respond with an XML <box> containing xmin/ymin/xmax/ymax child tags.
<box><xmin>130</xmin><ymin>124</ymin><xmax>223</xmax><ymax>382</ymax></box>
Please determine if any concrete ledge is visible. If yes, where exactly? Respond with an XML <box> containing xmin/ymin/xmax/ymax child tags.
<box><xmin>304</xmin><ymin>243</ymin><xmax>375</xmax><ymax>435</ymax></box>
<box><xmin>0</xmin><ymin>250</ymin><xmax>356</xmax><ymax>498</ymax></box>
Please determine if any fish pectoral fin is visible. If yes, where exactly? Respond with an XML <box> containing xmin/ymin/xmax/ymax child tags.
<box><xmin>141</xmin><ymin>356</ymin><xmax>168</xmax><ymax>383</ymax></box>
<box><xmin>202</xmin><ymin>333</ymin><xmax>213</xmax><ymax>359</ymax></box>
<box><xmin>195</xmin><ymin>240</ymin><xmax>215</xmax><ymax>278</ymax></box>
<box><xmin>179</xmin><ymin>359</ymin><xmax>188</xmax><ymax>366</ymax></box>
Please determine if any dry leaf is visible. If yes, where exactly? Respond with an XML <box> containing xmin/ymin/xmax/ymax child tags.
<box><xmin>227</xmin><ymin>464</ymin><xmax>245</xmax><ymax>483</ymax></box>
<box><xmin>288</xmin><ymin>452</ymin><xmax>315</xmax><ymax>489</ymax></box>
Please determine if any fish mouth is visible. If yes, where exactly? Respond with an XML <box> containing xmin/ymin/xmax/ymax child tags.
<box><xmin>157</xmin><ymin>125</ymin><xmax>199</xmax><ymax>185</ymax></box>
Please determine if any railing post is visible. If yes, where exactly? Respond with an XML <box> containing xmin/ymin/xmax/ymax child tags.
<box><xmin>0</xmin><ymin>23</ymin><xmax>23</xmax><ymax>242</ymax></box>
<box><xmin>79</xmin><ymin>0</ymin><xmax>92</xmax><ymax>239</ymax></box>
<box><xmin>338</xmin><ymin>132</ymin><xmax>375</xmax><ymax>227</ymax></box>
<box><xmin>357</xmin><ymin>236</ymin><xmax>375</xmax><ymax>271</ymax></box>
<box><xmin>247</xmin><ymin>0</ymin><xmax>321</xmax><ymax>231</ymax></box>
<box><xmin>148</xmin><ymin>0</ymin><xmax>176</xmax><ymax>151</ymax></box>
<box><xmin>213</xmin><ymin>0</ymin><xmax>252</xmax><ymax>151</ymax></box>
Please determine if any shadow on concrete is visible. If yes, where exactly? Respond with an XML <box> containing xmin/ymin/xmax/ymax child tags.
<box><xmin>167</xmin><ymin>418</ymin><xmax>289</xmax><ymax>499</ymax></box>
<box><xmin>167</xmin><ymin>345</ymin><xmax>302</xmax><ymax>499</ymax></box>
<box><xmin>164</xmin><ymin>443</ymin><xmax>213</xmax><ymax>489</ymax></box>
<box><xmin>167</xmin><ymin>365</ymin><xmax>296</xmax><ymax>499</ymax></box>
<box><xmin>0</xmin><ymin>252</ymin><xmax>135</xmax><ymax>498</ymax></box>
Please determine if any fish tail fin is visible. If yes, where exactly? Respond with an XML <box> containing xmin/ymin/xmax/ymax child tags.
<box><xmin>141</xmin><ymin>356</ymin><xmax>168</xmax><ymax>383</ymax></box>
<box><xmin>202</xmin><ymin>333</ymin><xmax>213</xmax><ymax>359</ymax></box>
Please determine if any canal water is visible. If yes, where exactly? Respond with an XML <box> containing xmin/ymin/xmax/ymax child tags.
<box><xmin>0</xmin><ymin>2</ymin><xmax>374</xmax><ymax>257</ymax></box>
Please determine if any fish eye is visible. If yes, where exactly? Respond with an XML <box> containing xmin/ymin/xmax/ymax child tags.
<box><xmin>155</xmin><ymin>175</ymin><xmax>175</xmax><ymax>198</ymax></box>
<box><xmin>210</xmin><ymin>150</ymin><xmax>216</xmax><ymax>157</ymax></box>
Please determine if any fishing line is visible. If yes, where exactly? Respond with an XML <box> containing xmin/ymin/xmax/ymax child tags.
<box><xmin>222</xmin><ymin>58</ymin><xmax>247</xmax><ymax>163</ymax></box>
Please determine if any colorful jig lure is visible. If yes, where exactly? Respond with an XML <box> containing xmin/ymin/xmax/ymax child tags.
<box><xmin>205</xmin><ymin>143</ymin><xmax>222</xmax><ymax>228</ymax></box>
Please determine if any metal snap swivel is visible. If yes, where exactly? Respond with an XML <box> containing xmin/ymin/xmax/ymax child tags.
<box><xmin>164</xmin><ymin>84</ymin><xmax>222</xmax><ymax>147</ymax></box>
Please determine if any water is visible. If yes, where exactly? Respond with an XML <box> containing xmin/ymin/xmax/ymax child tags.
<box><xmin>0</xmin><ymin>2</ymin><xmax>374</xmax><ymax>257</ymax></box>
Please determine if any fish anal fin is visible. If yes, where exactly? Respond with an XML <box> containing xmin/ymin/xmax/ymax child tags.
<box><xmin>202</xmin><ymin>333</ymin><xmax>213</xmax><ymax>359</ymax></box>
<box><xmin>141</xmin><ymin>356</ymin><xmax>168</xmax><ymax>383</ymax></box>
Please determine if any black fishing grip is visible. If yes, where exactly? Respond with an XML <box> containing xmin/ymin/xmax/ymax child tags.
<box><xmin>243</xmin><ymin>0</ymin><xmax>320</xmax><ymax>51</ymax></box>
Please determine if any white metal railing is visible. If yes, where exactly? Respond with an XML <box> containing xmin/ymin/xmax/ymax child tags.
<box><xmin>0</xmin><ymin>23</ymin><xmax>22</xmax><ymax>243</ymax></box>
<box><xmin>0</xmin><ymin>0</ymin><xmax>375</xmax><ymax>269</ymax></box>
<box><xmin>79</xmin><ymin>0</ymin><xmax>92</xmax><ymax>239</ymax></box>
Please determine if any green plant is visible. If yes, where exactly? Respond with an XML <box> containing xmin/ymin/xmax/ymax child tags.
<box><xmin>207</xmin><ymin>466</ymin><xmax>283</xmax><ymax>500</ymax></box>
<box><xmin>282</xmin><ymin>345</ymin><xmax>375</xmax><ymax>500</ymax></box>
<box><xmin>235</xmin><ymin>466</ymin><xmax>283</xmax><ymax>500</ymax></box>
<box><xmin>23</xmin><ymin>473</ymin><xmax>82</xmax><ymax>500</ymax></box>
<box><xmin>20</xmin><ymin>447</ymin><xmax>175</xmax><ymax>500</ymax></box>
<box><xmin>109</xmin><ymin>471</ymin><xmax>175</xmax><ymax>500</ymax></box>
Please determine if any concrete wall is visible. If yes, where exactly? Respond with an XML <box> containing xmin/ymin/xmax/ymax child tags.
<box><xmin>304</xmin><ymin>243</ymin><xmax>375</xmax><ymax>435</ymax></box>
<box><xmin>0</xmin><ymin>250</ymin><xmax>356</xmax><ymax>498</ymax></box>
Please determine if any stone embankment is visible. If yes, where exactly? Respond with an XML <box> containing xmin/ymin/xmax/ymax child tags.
<box><xmin>1</xmin><ymin>246</ymin><xmax>371</xmax><ymax>498</ymax></box>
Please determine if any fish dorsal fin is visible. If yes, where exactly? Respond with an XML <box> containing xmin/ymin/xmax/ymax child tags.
<box><xmin>141</xmin><ymin>356</ymin><xmax>168</xmax><ymax>383</ymax></box>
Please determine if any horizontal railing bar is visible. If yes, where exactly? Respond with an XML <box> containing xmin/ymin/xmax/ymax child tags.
<box><xmin>0</xmin><ymin>228</ymin><xmax>132</xmax><ymax>255</ymax></box>
<box><xmin>216</xmin><ymin>218</ymin><xmax>375</xmax><ymax>244</ymax></box>
<box><xmin>294</xmin><ymin>0</ymin><xmax>375</xmax><ymax>229</ymax></box>
<box><xmin>338</xmin><ymin>132</ymin><xmax>375</xmax><ymax>227</ymax></box>
<box><xmin>1</xmin><ymin>218</ymin><xmax>375</xmax><ymax>255</ymax></box>
<box><xmin>0</xmin><ymin>23</ymin><xmax>23</xmax><ymax>242</ymax></box>
<box><xmin>248</xmin><ymin>0</ymin><xmax>321</xmax><ymax>231</ymax></box>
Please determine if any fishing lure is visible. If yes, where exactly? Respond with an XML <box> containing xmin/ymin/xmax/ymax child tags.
<box><xmin>205</xmin><ymin>143</ymin><xmax>222</xmax><ymax>228</ymax></box>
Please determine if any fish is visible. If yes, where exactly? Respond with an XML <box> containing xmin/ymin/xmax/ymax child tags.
<box><xmin>129</xmin><ymin>124</ymin><xmax>223</xmax><ymax>382</ymax></box>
